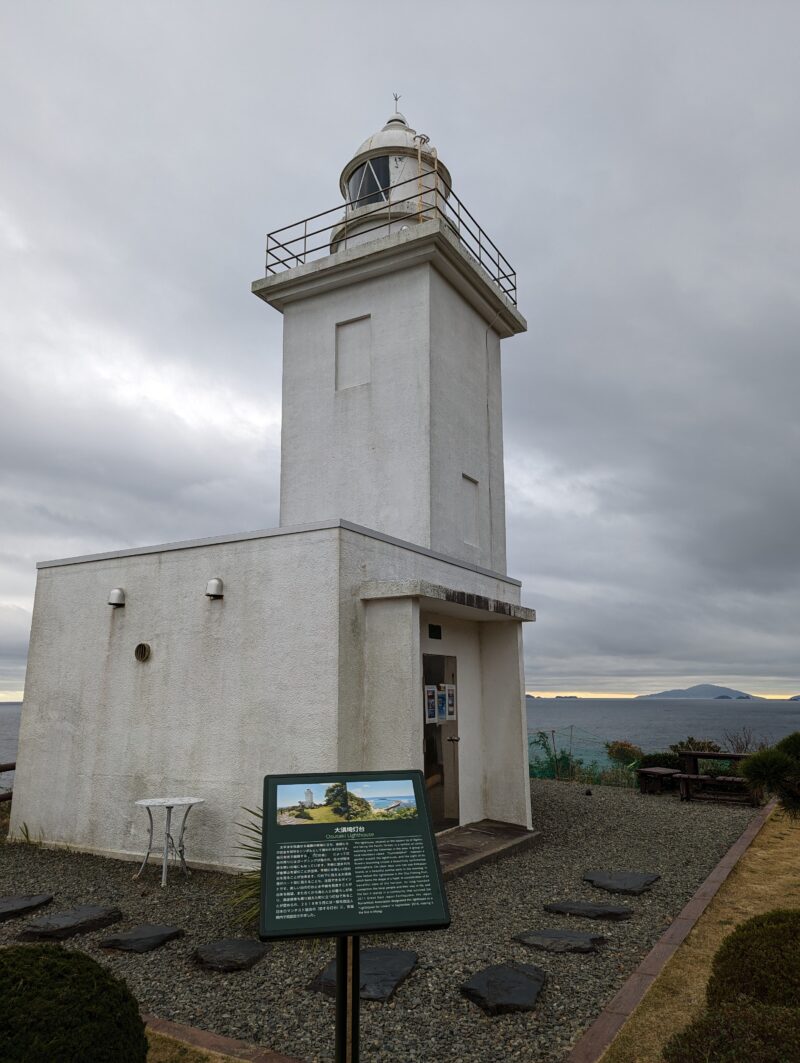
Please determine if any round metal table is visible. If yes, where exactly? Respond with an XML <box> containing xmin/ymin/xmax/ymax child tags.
<box><xmin>134</xmin><ymin>797</ymin><xmax>204</xmax><ymax>887</ymax></box>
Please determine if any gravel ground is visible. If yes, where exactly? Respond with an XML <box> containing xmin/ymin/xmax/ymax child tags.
<box><xmin>0</xmin><ymin>781</ymin><xmax>758</xmax><ymax>1062</ymax></box>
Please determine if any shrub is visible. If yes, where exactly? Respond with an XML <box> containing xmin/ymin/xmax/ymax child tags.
<box><xmin>742</xmin><ymin>748</ymin><xmax>800</xmax><ymax>816</ymax></box>
<box><xmin>230</xmin><ymin>805</ymin><xmax>262</xmax><ymax>925</ymax></box>
<box><xmin>639</xmin><ymin>752</ymin><xmax>682</xmax><ymax>771</ymax></box>
<box><xmin>0</xmin><ymin>944</ymin><xmax>147</xmax><ymax>1062</ymax></box>
<box><xmin>662</xmin><ymin>1004</ymin><xmax>800</xmax><ymax>1063</ymax></box>
<box><xmin>605</xmin><ymin>740</ymin><xmax>644</xmax><ymax>765</ymax></box>
<box><xmin>775</xmin><ymin>731</ymin><xmax>800</xmax><ymax>761</ymax></box>
<box><xmin>706</xmin><ymin>908</ymin><xmax>800</xmax><ymax>1009</ymax></box>
<box><xmin>669</xmin><ymin>736</ymin><xmax>722</xmax><ymax>753</ymax></box>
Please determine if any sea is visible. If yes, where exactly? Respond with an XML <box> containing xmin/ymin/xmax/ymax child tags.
<box><xmin>0</xmin><ymin>702</ymin><xmax>22</xmax><ymax>787</ymax></box>
<box><xmin>2</xmin><ymin>699</ymin><xmax>799</xmax><ymax>786</ymax></box>
<box><xmin>527</xmin><ymin>697</ymin><xmax>800</xmax><ymax>767</ymax></box>
<box><xmin>369</xmin><ymin>796</ymin><xmax>415</xmax><ymax>810</ymax></box>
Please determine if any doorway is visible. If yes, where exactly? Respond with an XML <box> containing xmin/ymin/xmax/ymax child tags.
<box><xmin>422</xmin><ymin>653</ymin><xmax>460</xmax><ymax>831</ymax></box>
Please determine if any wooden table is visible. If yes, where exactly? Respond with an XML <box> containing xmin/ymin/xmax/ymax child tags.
<box><xmin>678</xmin><ymin>750</ymin><xmax>750</xmax><ymax>775</ymax></box>
<box><xmin>637</xmin><ymin>767</ymin><xmax>681</xmax><ymax>794</ymax></box>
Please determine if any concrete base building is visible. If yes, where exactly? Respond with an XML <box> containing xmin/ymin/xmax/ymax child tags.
<box><xmin>11</xmin><ymin>112</ymin><xmax>535</xmax><ymax>868</ymax></box>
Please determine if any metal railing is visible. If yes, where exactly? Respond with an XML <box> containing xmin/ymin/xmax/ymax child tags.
<box><xmin>264</xmin><ymin>171</ymin><xmax>517</xmax><ymax>305</ymax></box>
<box><xmin>0</xmin><ymin>760</ymin><xmax>14</xmax><ymax>803</ymax></box>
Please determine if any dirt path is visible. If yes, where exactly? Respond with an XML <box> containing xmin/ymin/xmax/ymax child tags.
<box><xmin>601</xmin><ymin>808</ymin><xmax>800</xmax><ymax>1062</ymax></box>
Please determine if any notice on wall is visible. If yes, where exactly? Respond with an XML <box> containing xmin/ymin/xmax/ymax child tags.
<box><xmin>259</xmin><ymin>770</ymin><xmax>450</xmax><ymax>939</ymax></box>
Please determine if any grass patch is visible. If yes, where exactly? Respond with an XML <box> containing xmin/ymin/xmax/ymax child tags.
<box><xmin>146</xmin><ymin>1030</ymin><xmax>241</xmax><ymax>1062</ymax></box>
<box><xmin>302</xmin><ymin>805</ymin><xmax>350</xmax><ymax>823</ymax></box>
<box><xmin>601</xmin><ymin>809</ymin><xmax>800</xmax><ymax>1063</ymax></box>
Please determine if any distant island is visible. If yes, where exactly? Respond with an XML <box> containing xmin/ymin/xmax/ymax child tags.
<box><xmin>636</xmin><ymin>684</ymin><xmax>766</xmax><ymax>701</ymax></box>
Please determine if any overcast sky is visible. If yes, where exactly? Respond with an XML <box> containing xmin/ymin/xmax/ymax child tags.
<box><xmin>1</xmin><ymin>2</ymin><xmax>799</xmax><ymax>699</ymax></box>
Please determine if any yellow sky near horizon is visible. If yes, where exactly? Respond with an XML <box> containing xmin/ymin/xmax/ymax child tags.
<box><xmin>527</xmin><ymin>690</ymin><xmax>796</xmax><ymax>700</ymax></box>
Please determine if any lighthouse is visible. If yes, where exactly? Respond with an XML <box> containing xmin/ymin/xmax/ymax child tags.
<box><xmin>11</xmin><ymin>112</ymin><xmax>535</xmax><ymax>866</ymax></box>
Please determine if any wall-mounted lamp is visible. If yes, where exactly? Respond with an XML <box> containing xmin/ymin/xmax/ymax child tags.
<box><xmin>205</xmin><ymin>577</ymin><xmax>224</xmax><ymax>600</ymax></box>
<box><xmin>108</xmin><ymin>588</ymin><xmax>126</xmax><ymax>608</ymax></box>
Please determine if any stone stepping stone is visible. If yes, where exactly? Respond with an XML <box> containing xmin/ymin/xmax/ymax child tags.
<box><xmin>99</xmin><ymin>924</ymin><xmax>184</xmax><ymax>953</ymax></box>
<box><xmin>0</xmin><ymin>895</ymin><xmax>53</xmax><ymax>923</ymax></box>
<box><xmin>310</xmin><ymin>947</ymin><xmax>417</xmax><ymax>1002</ymax></box>
<box><xmin>193</xmin><ymin>938</ymin><xmax>269</xmax><ymax>972</ymax></box>
<box><xmin>544</xmin><ymin>900</ymin><xmax>633</xmax><ymax>921</ymax></box>
<box><xmin>514</xmin><ymin>928</ymin><xmax>606</xmax><ymax>954</ymax></box>
<box><xmin>19</xmin><ymin>905</ymin><xmax>123</xmax><ymax>940</ymax></box>
<box><xmin>583</xmin><ymin>870</ymin><xmax>660</xmax><ymax>895</ymax></box>
<box><xmin>461</xmin><ymin>962</ymin><xmax>546</xmax><ymax>1015</ymax></box>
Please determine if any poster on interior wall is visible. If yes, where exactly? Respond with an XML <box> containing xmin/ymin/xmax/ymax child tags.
<box><xmin>445</xmin><ymin>684</ymin><xmax>457</xmax><ymax>721</ymax></box>
<box><xmin>436</xmin><ymin>689</ymin><xmax>447</xmax><ymax>722</ymax></box>
<box><xmin>424</xmin><ymin>685</ymin><xmax>437</xmax><ymax>722</ymax></box>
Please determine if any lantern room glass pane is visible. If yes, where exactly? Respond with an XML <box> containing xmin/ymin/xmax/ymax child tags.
<box><xmin>347</xmin><ymin>157</ymin><xmax>390</xmax><ymax>206</ymax></box>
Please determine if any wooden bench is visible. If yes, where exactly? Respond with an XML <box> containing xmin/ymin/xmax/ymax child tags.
<box><xmin>675</xmin><ymin>772</ymin><xmax>760</xmax><ymax>805</ymax></box>
<box><xmin>637</xmin><ymin>767</ymin><xmax>681</xmax><ymax>795</ymax></box>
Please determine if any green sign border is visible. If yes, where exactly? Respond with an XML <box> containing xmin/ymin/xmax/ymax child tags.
<box><xmin>259</xmin><ymin>769</ymin><xmax>450</xmax><ymax>940</ymax></box>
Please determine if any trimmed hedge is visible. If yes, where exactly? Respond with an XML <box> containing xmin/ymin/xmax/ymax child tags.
<box><xmin>662</xmin><ymin>1004</ymin><xmax>800</xmax><ymax>1063</ymax></box>
<box><xmin>706</xmin><ymin>909</ymin><xmax>800</xmax><ymax>1009</ymax></box>
<box><xmin>0</xmin><ymin>944</ymin><xmax>147</xmax><ymax>1062</ymax></box>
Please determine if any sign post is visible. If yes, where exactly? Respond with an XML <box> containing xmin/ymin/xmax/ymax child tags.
<box><xmin>335</xmin><ymin>933</ymin><xmax>360</xmax><ymax>1063</ymax></box>
<box><xmin>259</xmin><ymin>770</ymin><xmax>450</xmax><ymax>1060</ymax></box>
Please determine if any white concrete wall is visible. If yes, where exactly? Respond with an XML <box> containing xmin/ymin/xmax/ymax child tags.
<box><xmin>429</xmin><ymin>268</ymin><xmax>507</xmax><ymax>572</ymax></box>
<box><xmin>12</xmin><ymin>521</ymin><xmax>531</xmax><ymax>868</ymax></box>
<box><xmin>11</xmin><ymin>529</ymin><xmax>342</xmax><ymax>869</ymax></box>
<box><xmin>480</xmin><ymin>622</ymin><xmax>532</xmax><ymax>829</ymax></box>
<box><xmin>279</xmin><ymin>266</ymin><xmax>432</xmax><ymax>547</ymax></box>
<box><xmin>337</xmin><ymin>525</ymin><xmax>530</xmax><ymax>829</ymax></box>
<box><xmin>360</xmin><ymin>597</ymin><xmax>421</xmax><ymax>772</ymax></box>
<box><xmin>278</xmin><ymin>262</ymin><xmax>509</xmax><ymax>576</ymax></box>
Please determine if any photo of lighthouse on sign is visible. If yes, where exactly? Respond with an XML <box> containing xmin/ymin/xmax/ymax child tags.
<box><xmin>276</xmin><ymin>778</ymin><xmax>418</xmax><ymax>825</ymax></box>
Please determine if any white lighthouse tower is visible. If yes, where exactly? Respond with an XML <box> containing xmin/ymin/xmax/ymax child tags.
<box><xmin>11</xmin><ymin>111</ymin><xmax>535</xmax><ymax>866</ymax></box>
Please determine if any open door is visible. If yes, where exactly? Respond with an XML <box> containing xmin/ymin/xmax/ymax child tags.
<box><xmin>422</xmin><ymin>653</ymin><xmax>460</xmax><ymax>831</ymax></box>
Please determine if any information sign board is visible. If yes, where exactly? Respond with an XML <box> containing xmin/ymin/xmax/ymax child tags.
<box><xmin>259</xmin><ymin>769</ymin><xmax>450</xmax><ymax>940</ymax></box>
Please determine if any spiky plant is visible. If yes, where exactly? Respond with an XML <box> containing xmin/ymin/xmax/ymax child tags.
<box><xmin>228</xmin><ymin>805</ymin><xmax>263</xmax><ymax>926</ymax></box>
<box><xmin>741</xmin><ymin>732</ymin><xmax>800</xmax><ymax>817</ymax></box>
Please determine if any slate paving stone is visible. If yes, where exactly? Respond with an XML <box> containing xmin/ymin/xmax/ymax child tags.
<box><xmin>543</xmin><ymin>900</ymin><xmax>633</xmax><ymax>920</ymax></box>
<box><xmin>98</xmin><ymin>924</ymin><xmax>184</xmax><ymax>953</ymax></box>
<box><xmin>582</xmin><ymin>870</ymin><xmax>661</xmax><ymax>895</ymax></box>
<box><xmin>461</xmin><ymin>962</ymin><xmax>546</xmax><ymax>1016</ymax></box>
<box><xmin>19</xmin><ymin>905</ymin><xmax>123</xmax><ymax>940</ymax></box>
<box><xmin>514</xmin><ymin>927</ymin><xmax>607</xmax><ymax>953</ymax></box>
<box><xmin>310</xmin><ymin>947</ymin><xmax>418</xmax><ymax>1002</ymax></box>
<box><xmin>193</xmin><ymin>938</ymin><xmax>269</xmax><ymax>972</ymax></box>
<box><xmin>0</xmin><ymin>894</ymin><xmax>53</xmax><ymax>923</ymax></box>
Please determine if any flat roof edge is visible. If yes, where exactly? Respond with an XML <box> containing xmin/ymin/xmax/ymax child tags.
<box><xmin>36</xmin><ymin>518</ymin><xmax>523</xmax><ymax>587</ymax></box>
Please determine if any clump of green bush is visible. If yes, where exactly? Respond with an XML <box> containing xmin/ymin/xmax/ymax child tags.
<box><xmin>662</xmin><ymin>1003</ymin><xmax>800</xmax><ymax>1063</ymax></box>
<box><xmin>605</xmin><ymin>740</ymin><xmax>643</xmax><ymax>765</ymax></box>
<box><xmin>0</xmin><ymin>944</ymin><xmax>147</xmax><ymax>1062</ymax></box>
<box><xmin>706</xmin><ymin>909</ymin><xmax>800</xmax><ymax>1009</ymax></box>
<box><xmin>639</xmin><ymin>752</ymin><xmax>683</xmax><ymax>771</ymax></box>
<box><xmin>743</xmin><ymin>732</ymin><xmax>800</xmax><ymax>816</ymax></box>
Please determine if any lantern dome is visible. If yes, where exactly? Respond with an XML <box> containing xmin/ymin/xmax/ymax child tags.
<box><xmin>338</xmin><ymin>112</ymin><xmax>452</xmax><ymax>201</ymax></box>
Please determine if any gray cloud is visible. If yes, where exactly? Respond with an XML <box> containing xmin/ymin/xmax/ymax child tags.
<box><xmin>1</xmin><ymin>2</ymin><xmax>799</xmax><ymax>696</ymax></box>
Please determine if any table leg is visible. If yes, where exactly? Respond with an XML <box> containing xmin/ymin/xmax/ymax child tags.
<box><xmin>176</xmin><ymin>804</ymin><xmax>194</xmax><ymax>877</ymax></box>
<box><xmin>135</xmin><ymin>807</ymin><xmax>155</xmax><ymax>879</ymax></box>
<box><xmin>162</xmin><ymin>805</ymin><xmax>173</xmax><ymax>888</ymax></box>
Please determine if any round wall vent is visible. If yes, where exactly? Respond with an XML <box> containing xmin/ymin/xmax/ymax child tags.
<box><xmin>134</xmin><ymin>643</ymin><xmax>151</xmax><ymax>662</ymax></box>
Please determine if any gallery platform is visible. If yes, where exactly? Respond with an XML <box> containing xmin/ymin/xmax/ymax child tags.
<box><xmin>436</xmin><ymin>820</ymin><xmax>541</xmax><ymax>880</ymax></box>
